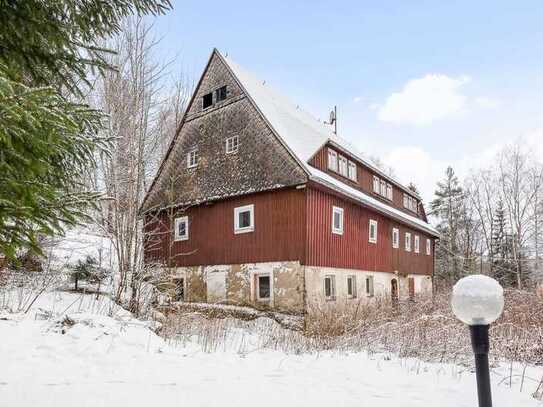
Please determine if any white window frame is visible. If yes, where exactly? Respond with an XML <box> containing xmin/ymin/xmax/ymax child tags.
<box><xmin>380</xmin><ymin>180</ymin><xmax>387</xmax><ymax>197</ymax></box>
<box><xmin>328</xmin><ymin>148</ymin><xmax>338</xmax><ymax>172</ymax></box>
<box><xmin>386</xmin><ymin>184</ymin><xmax>393</xmax><ymax>200</ymax></box>
<box><xmin>414</xmin><ymin>235</ymin><xmax>420</xmax><ymax>253</ymax></box>
<box><xmin>332</xmin><ymin>206</ymin><xmax>344</xmax><ymax>235</ymax></box>
<box><xmin>347</xmin><ymin>160</ymin><xmax>357</xmax><ymax>182</ymax></box>
<box><xmin>426</xmin><ymin>238</ymin><xmax>432</xmax><ymax>256</ymax></box>
<box><xmin>392</xmin><ymin>228</ymin><xmax>399</xmax><ymax>249</ymax></box>
<box><xmin>338</xmin><ymin>155</ymin><xmax>348</xmax><ymax>177</ymax></box>
<box><xmin>373</xmin><ymin>176</ymin><xmax>380</xmax><ymax>193</ymax></box>
<box><xmin>403</xmin><ymin>193</ymin><xmax>408</xmax><ymax>209</ymax></box>
<box><xmin>174</xmin><ymin>216</ymin><xmax>189</xmax><ymax>241</ymax></box>
<box><xmin>405</xmin><ymin>232</ymin><xmax>412</xmax><ymax>252</ymax></box>
<box><xmin>369</xmin><ymin>219</ymin><xmax>378</xmax><ymax>244</ymax></box>
<box><xmin>256</xmin><ymin>273</ymin><xmax>271</xmax><ymax>301</ymax></box>
<box><xmin>347</xmin><ymin>275</ymin><xmax>357</xmax><ymax>299</ymax></box>
<box><xmin>187</xmin><ymin>149</ymin><xmax>198</xmax><ymax>168</ymax></box>
<box><xmin>225</xmin><ymin>135</ymin><xmax>239</xmax><ymax>154</ymax></box>
<box><xmin>234</xmin><ymin>204</ymin><xmax>254</xmax><ymax>234</ymax></box>
<box><xmin>365</xmin><ymin>276</ymin><xmax>374</xmax><ymax>297</ymax></box>
<box><xmin>324</xmin><ymin>275</ymin><xmax>336</xmax><ymax>301</ymax></box>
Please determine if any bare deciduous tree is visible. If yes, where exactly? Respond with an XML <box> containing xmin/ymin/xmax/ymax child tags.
<box><xmin>89</xmin><ymin>18</ymin><xmax>189</xmax><ymax>313</ymax></box>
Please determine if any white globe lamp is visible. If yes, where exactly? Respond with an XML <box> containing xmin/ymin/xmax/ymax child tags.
<box><xmin>451</xmin><ymin>274</ymin><xmax>504</xmax><ymax>407</ymax></box>
<box><xmin>451</xmin><ymin>274</ymin><xmax>504</xmax><ymax>325</ymax></box>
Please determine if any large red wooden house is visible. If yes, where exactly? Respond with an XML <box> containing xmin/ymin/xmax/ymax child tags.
<box><xmin>141</xmin><ymin>49</ymin><xmax>438</xmax><ymax>312</ymax></box>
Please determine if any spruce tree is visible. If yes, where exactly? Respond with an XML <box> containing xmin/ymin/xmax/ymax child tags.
<box><xmin>430</xmin><ymin>167</ymin><xmax>465</xmax><ymax>285</ymax></box>
<box><xmin>0</xmin><ymin>1</ymin><xmax>171</xmax><ymax>259</ymax></box>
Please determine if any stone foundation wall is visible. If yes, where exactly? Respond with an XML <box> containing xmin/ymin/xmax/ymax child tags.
<box><xmin>165</xmin><ymin>261</ymin><xmax>304</xmax><ymax>313</ymax></box>
<box><xmin>304</xmin><ymin>266</ymin><xmax>432</xmax><ymax>307</ymax></box>
<box><xmin>163</xmin><ymin>262</ymin><xmax>431</xmax><ymax>314</ymax></box>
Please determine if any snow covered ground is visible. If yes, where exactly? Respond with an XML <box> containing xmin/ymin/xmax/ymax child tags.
<box><xmin>1</xmin><ymin>290</ymin><xmax>542</xmax><ymax>407</ymax></box>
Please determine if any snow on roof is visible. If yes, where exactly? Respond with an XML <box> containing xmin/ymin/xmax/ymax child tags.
<box><xmin>222</xmin><ymin>54</ymin><xmax>332</xmax><ymax>164</ymax></box>
<box><xmin>308</xmin><ymin>166</ymin><xmax>439</xmax><ymax>237</ymax></box>
<box><xmin>220</xmin><ymin>52</ymin><xmax>435</xmax><ymax>235</ymax></box>
<box><xmin>221</xmin><ymin>52</ymin><xmax>421</xmax><ymax>199</ymax></box>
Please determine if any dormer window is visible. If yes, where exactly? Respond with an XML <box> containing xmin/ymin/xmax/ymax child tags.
<box><xmin>328</xmin><ymin>149</ymin><xmax>338</xmax><ymax>171</ymax></box>
<box><xmin>403</xmin><ymin>193</ymin><xmax>418</xmax><ymax>213</ymax></box>
<box><xmin>373</xmin><ymin>175</ymin><xmax>393</xmax><ymax>201</ymax></box>
<box><xmin>386</xmin><ymin>184</ymin><xmax>393</xmax><ymax>200</ymax></box>
<box><xmin>347</xmin><ymin>160</ymin><xmax>357</xmax><ymax>181</ymax></box>
<box><xmin>373</xmin><ymin>176</ymin><xmax>380</xmax><ymax>193</ymax></box>
<box><xmin>338</xmin><ymin>155</ymin><xmax>348</xmax><ymax>177</ymax></box>
<box><xmin>380</xmin><ymin>180</ymin><xmax>387</xmax><ymax>196</ymax></box>
<box><xmin>202</xmin><ymin>92</ymin><xmax>213</xmax><ymax>109</ymax></box>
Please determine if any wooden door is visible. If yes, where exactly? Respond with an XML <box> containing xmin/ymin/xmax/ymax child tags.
<box><xmin>391</xmin><ymin>279</ymin><xmax>399</xmax><ymax>303</ymax></box>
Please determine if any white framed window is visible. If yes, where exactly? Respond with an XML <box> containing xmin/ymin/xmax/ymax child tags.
<box><xmin>187</xmin><ymin>149</ymin><xmax>198</xmax><ymax>168</ymax></box>
<box><xmin>405</xmin><ymin>232</ymin><xmax>412</xmax><ymax>252</ymax></box>
<box><xmin>369</xmin><ymin>219</ymin><xmax>378</xmax><ymax>243</ymax></box>
<box><xmin>324</xmin><ymin>275</ymin><xmax>336</xmax><ymax>300</ymax></box>
<box><xmin>256</xmin><ymin>273</ymin><xmax>271</xmax><ymax>301</ymax></box>
<box><xmin>426</xmin><ymin>238</ymin><xmax>432</xmax><ymax>256</ymax></box>
<box><xmin>225</xmin><ymin>135</ymin><xmax>239</xmax><ymax>154</ymax></box>
<box><xmin>332</xmin><ymin>206</ymin><xmax>344</xmax><ymax>235</ymax></box>
<box><xmin>373</xmin><ymin>176</ymin><xmax>380</xmax><ymax>193</ymax></box>
<box><xmin>327</xmin><ymin>149</ymin><xmax>338</xmax><ymax>172</ymax></box>
<box><xmin>365</xmin><ymin>276</ymin><xmax>374</xmax><ymax>297</ymax></box>
<box><xmin>414</xmin><ymin>235</ymin><xmax>420</xmax><ymax>253</ymax></box>
<box><xmin>380</xmin><ymin>180</ymin><xmax>387</xmax><ymax>196</ymax></box>
<box><xmin>404</xmin><ymin>194</ymin><xmax>418</xmax><ymax>213</ymax></box>
<box><xmin>392</xmin><ymin>228</ymin><xmax>399</xmax><ymax>249</ymax></box>
<box><xmin>338</xmin><ymin>155</ymin><xmax>348</xmax><ymax>176</ymax></box>
<box><xmin>347</xmin><ymin>275</ymin><xmax>357</xmax><ymax>299</ymax></box>
<box><xmin>347</xmin><ymin>161</ymin><xmax>357</xmax><ymax>181</ymax></box>
<box><xmin>386</xmin><ymin>184</ymin><xmax>393</xmax><ymax>200</ymax></box>
<box><xmin>234</xmin><ymin>204</ymin><xmax>254</xmax><ymax>234</ymax></box>
<box><xmin>174</xmin><ymin>216</ymin><xmax>189</xmax><ymax>241</ymax></box>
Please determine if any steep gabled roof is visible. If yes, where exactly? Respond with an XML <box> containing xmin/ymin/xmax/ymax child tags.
<box><xmin>219</xmin><ymin>52</ymin><xmax>437</xmax><ymax>237</ymax></box>
<box><xmin>221</xmin><ymin>53</ymin><xmax>421</xmax><ymax>199</ymax></box>
<box><xmin>142</xmin><ymin>49</ymin><xmax>437</xmax><ymax>236</ymax></box>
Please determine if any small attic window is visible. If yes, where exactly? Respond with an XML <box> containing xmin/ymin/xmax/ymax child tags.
<box><xmin>202</xmin><ymin>92</ymin><xmax>213</xmax><ymax>109</ymax></box>
<box><xmin>215</xmin><ymin>86</ymin><xmax>227</xmax><ymax>103</ymax></box>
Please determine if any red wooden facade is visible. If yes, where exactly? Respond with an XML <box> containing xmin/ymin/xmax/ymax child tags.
<box><xmin>305</xmin><ymin>186</ymin><xmax>434</xmax><ymax>275</ymax></box>
<box><xmin>145</xmin><ymin>187</ymin><xmax>307</xmax><ymax>267</ymax></box>
<box><xmin>145</xmin><ymin>183</ymin><xmax>434</xmax><ymax>276</ymax></box>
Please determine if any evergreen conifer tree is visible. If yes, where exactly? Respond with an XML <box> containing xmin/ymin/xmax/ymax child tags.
<box><xmin>430</xmin><ymin>167</ymin><xmax>465</xmax><ymax>285</ymax></box>
<box><xmin>0</xmin><ymin>0</ymin><xmax>171</xmax><ymax>258</ymax></box>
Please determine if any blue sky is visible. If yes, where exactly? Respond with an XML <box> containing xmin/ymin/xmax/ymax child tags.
<box><xmin>152</xmin><ymin>1</ymin><xmax>543</xmax><ymax>202</ymax></box>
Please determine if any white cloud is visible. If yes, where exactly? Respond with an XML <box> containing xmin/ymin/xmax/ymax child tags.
<box><xmin>353</xmin><ymin>96</ymin><xmax>362</xmax><ymax>103</ymax></box>
<box><xmin>474</xmin><ymin>96</ymin><xmax>500</xmax><ymax>109</ymax></box>
<box><xmin>376</xmin><ymin>74</ymin><xmax>470</xmax><ymax>125</ymax></box>
<box><xmin>382</xmin><ymin>132</ymin><xmax>543</xmax><ymax>205</ymax></box>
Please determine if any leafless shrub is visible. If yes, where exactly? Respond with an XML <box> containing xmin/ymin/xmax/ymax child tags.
<box><xmin>158</xmin><ymin>288</ymin><xmax>543</xmax><ymax>366</ymax></box>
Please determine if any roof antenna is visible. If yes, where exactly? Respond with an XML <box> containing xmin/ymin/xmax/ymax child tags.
<box><xmin>329</xmin><ymin>106</ymin><xmax>337</xmax><ymax>134</ymax></box>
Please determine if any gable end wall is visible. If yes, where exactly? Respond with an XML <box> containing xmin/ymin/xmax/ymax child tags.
<box><xmin>142</xmin><ymin>51</ymin><xmax>307</xmax><ymax>212</ymax></box>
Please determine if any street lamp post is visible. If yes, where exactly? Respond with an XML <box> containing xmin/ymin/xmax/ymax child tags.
<box><xmin>451</xmin><ymin>275</ymin><xmax>504</xmax><ymax>407</ymax></box>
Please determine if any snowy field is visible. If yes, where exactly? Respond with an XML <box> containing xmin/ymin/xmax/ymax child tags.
<box><xmin>1</xmin><ymin>291</ymin><xmax>542</xmax><ymax>407</ymax></box>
